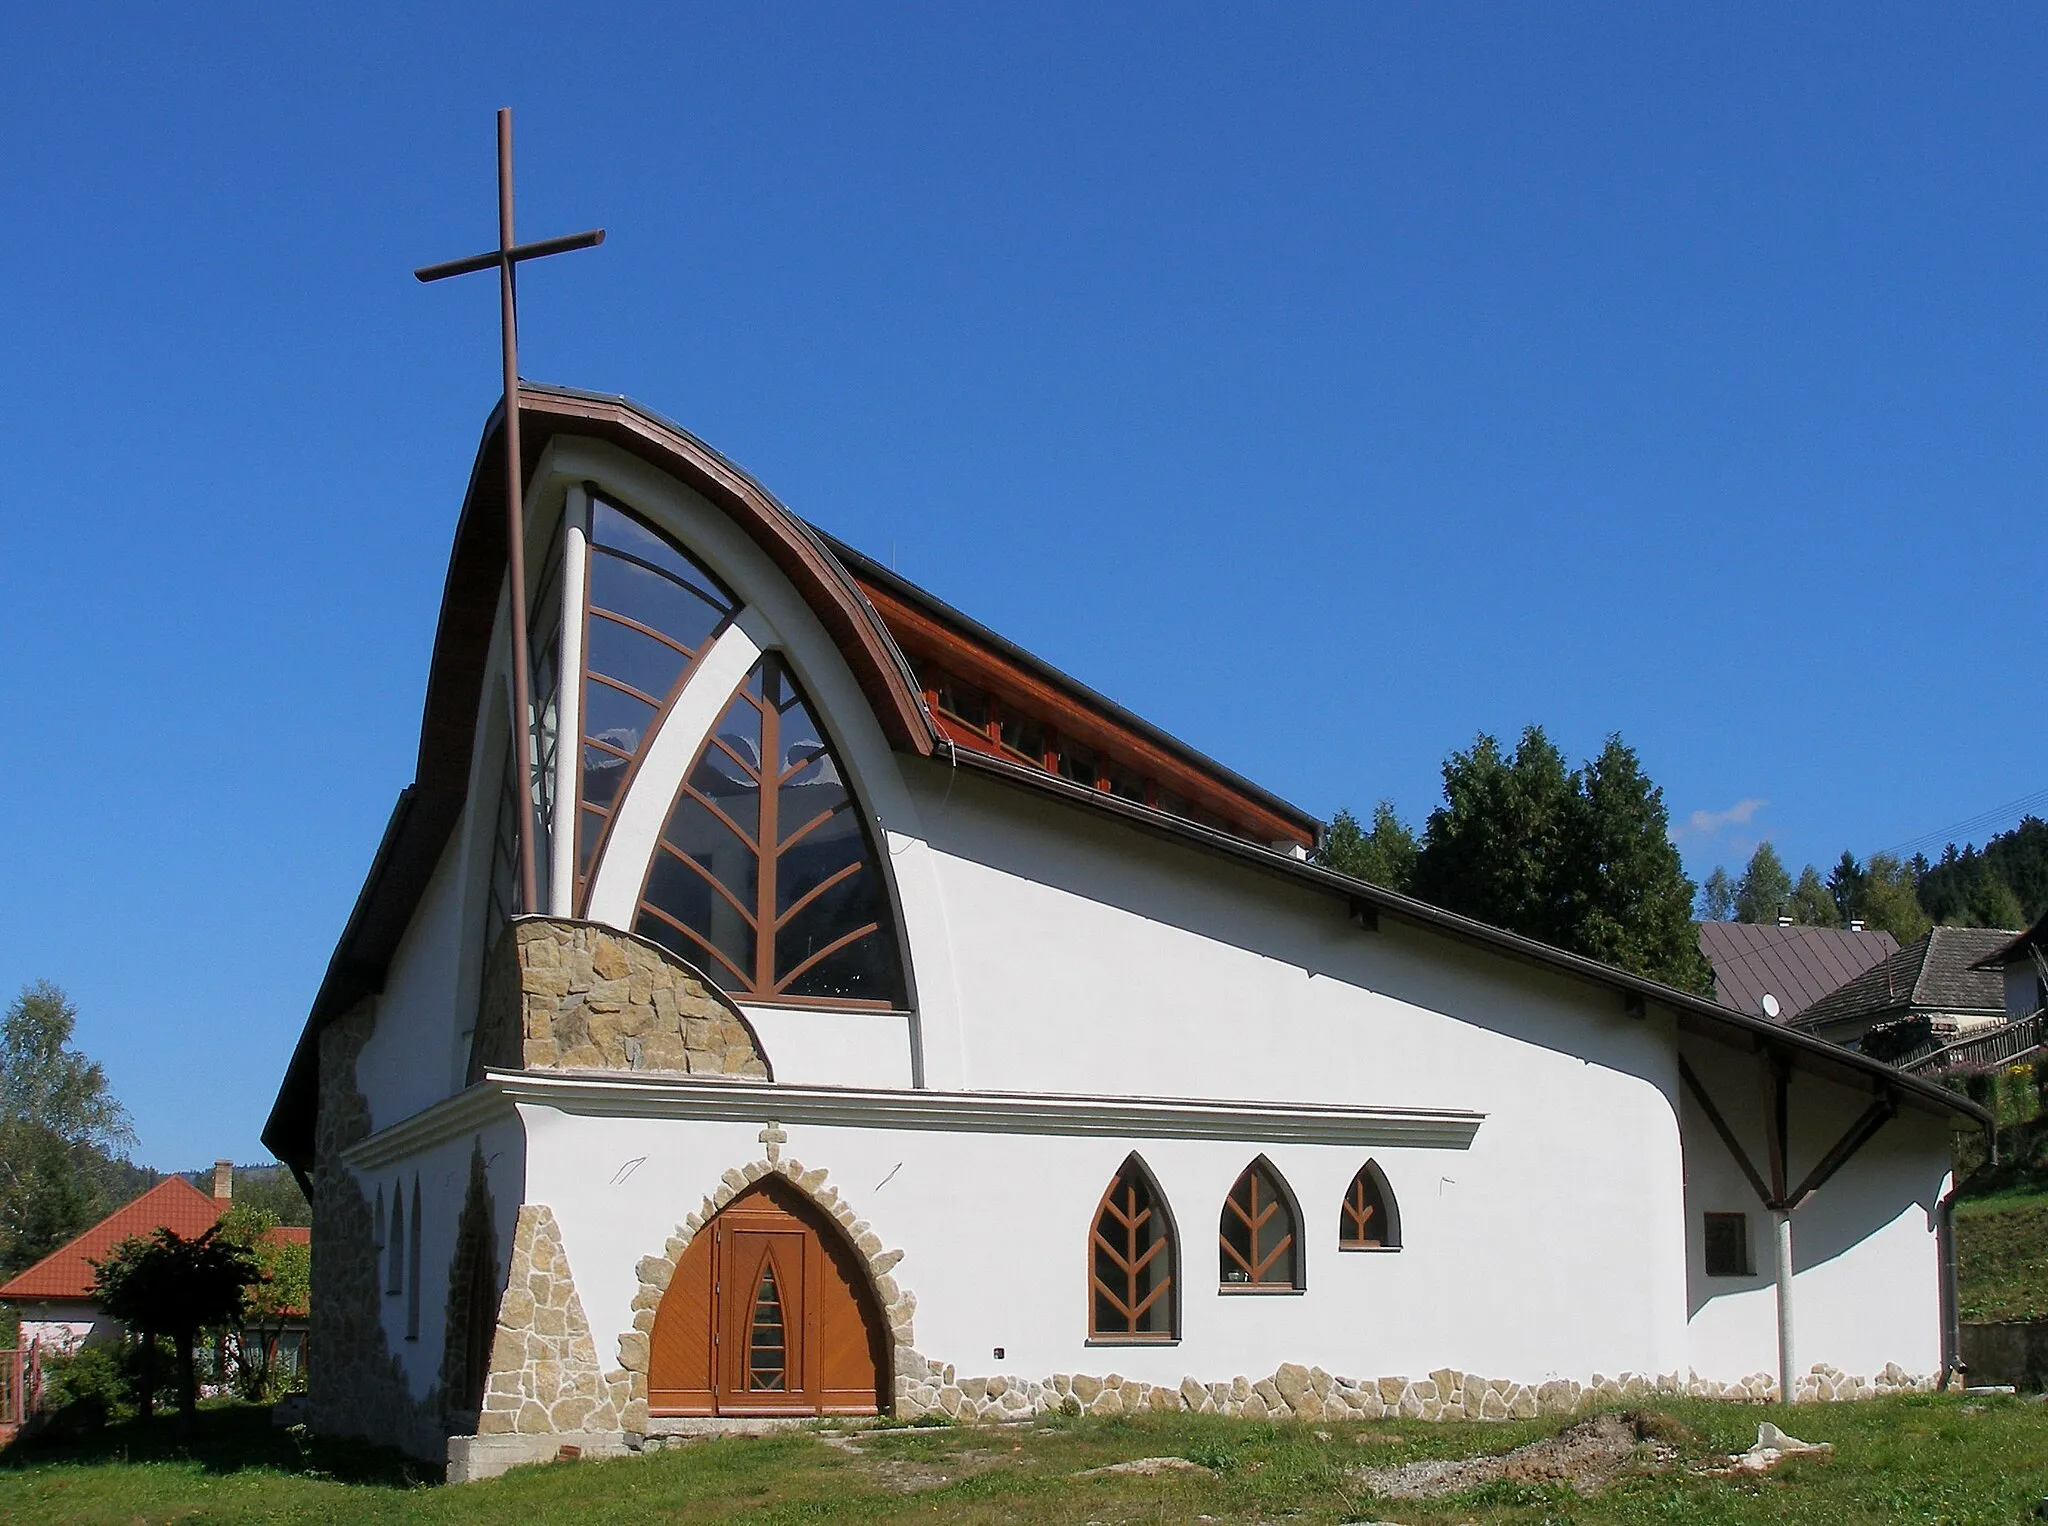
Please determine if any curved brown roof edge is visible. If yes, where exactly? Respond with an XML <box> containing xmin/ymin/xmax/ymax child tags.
<box><xmin>513</xmin><ymin>384</ymin><xmax>938</xmax><ymax>758</ymax></box>
<box><xmin>264</xmin><ymin>387</ymin><xmax>941</xmax><ymax>1172</ymax></box>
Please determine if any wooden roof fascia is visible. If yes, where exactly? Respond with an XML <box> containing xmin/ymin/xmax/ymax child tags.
<box><xmin>857</xmin><ymin>576</ymin><xmax>1315</xmax><ymax>849</ymax></box>
<box><xmin>825</xmin><ymin>532</ymin><xmax>1321</xmax><ymax>848</ymax></box>
<box><xmin>937</xmin><ymin>744</ymin><xmax>1990</xmax><ymax>1129</ymax></box>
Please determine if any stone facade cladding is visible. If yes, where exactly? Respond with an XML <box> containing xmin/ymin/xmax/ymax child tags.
<box><xmin>478</xmin><ymin>1204</ymin><xmax>632</xmax><ymax>1437</ymax></box>
<box><xmin>471</xmin><ymin>918</ymin><xmax>770</xmax><ymax>1082</ymax></box>
<box><xmin>889</xmin><ymin>1359</ymin><xmax>1930</xmax><ymax>1427</ymax></box>
<box><xmin>306</xmin><ymin>1000</ymin><xmax>451</xmax><ymax>1460</ymax></box>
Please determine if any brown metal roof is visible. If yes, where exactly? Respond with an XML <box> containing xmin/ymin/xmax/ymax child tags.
<box><xmin>1697</xmin><ymin>922</ymin><xmax>1900</xmax><ymax>1021</ymax></box>
<box><xmin>1794</xmin><ymin>926</ymin><xmax>2016</xmax><ymax>1032</ymax></box>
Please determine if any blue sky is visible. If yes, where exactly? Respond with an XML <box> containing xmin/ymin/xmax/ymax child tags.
<box><xmin>4</xmin><ymin>6</ymin><xmax>2043</xmax><ymax>1169</ymax></box>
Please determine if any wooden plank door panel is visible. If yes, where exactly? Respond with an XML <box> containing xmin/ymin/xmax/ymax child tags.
<box><xmin>718</xmin><ymin>1227</ymin><xmax>812</xmax><ymax>1414</ymax></box>
<box><xmin>646</xmin><ymin>1229</ymin><xmax>715</xmax><ymax>1415</ymax></box>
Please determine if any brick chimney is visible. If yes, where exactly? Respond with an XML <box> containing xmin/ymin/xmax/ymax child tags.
<box><xmin>212</xmin><ymin>1159</ymin><xmax>233</xmax><ymax>1202</ymax></box>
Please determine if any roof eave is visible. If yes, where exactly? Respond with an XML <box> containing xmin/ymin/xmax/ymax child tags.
<box><xmin>939</xmin><ymin>744</ymin><xmax>1990</xmax><ymax>1128</ymax></box>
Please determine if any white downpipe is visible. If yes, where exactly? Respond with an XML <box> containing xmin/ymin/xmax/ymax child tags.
<box><xmin>1774</xmin><ymin>1208</ymin><xmax>1796</xmax><ymax>1403</ymax></box>
<box><xmin>549</xmin><ymin>487</ymin><xmax>589</xmax><ymax>918</ymax></box>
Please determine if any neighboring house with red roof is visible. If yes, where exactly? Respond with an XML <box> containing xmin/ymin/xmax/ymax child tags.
<box><xmin>0</xmin><ymin>1165</ymin><xmax>309</xmax><ymax>1358</ymax></box>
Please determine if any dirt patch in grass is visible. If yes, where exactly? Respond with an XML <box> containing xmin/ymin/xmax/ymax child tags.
<box><xmin>1352</xmin><ymin>1409</ymin><xmax>1675</xmax><ymax>1500</ymax></box>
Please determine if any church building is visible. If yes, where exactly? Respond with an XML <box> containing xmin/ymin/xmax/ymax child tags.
<box><xmin>264</xmin><ymin>384</ymin><xmax>1983</xmax><ymax>1476</ymax></box>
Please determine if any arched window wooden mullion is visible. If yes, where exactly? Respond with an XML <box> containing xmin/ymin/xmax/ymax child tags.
<box><xmin>1089</xmin><ymin>1155</ymin><xmax>1177</xmax><ymax>1341</ymax></box>
<box><xmin>1339</xmin><ymin>1161</ymin><xmax>1400</xmax><ymax>1250</ymax></box>
<box><xmin>772</xmin><ymin>920</ymin><xmax>884</xmax><ymax>996</ymax></box>
<box><xmin>634</xmin><ymin>653</ymin><xmax>907</xmax><ymax>1008</ymax></box>
<box><xmin>576</xmin><ymin>498</ymin><xmax>743</xmax><ymax>910</ymax></box>
<box><xmin>1219</xmin><ymin>1159</ymin><xmax>1300</xmax><ymax>1289</ymax></box>
<box><xmin>637</xmin><ymin>899</ymin><xmax>755</xmax><ymax>991</ymax></box>
<box><xmin>651</xmin><ymin>841</ymin><xmax>761</xmax><ymax>928</ymax></box>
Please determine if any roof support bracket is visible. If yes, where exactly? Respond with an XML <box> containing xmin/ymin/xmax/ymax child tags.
<box><xmin>1348</xmin><ymin>897</ymin><xmax>1379</xmax><ymax>933</ymax></box>
<box><xmin>1678</xmin><ymin>1055</ymin><xmax>1776</xmax><ymax>1209</ymax></box>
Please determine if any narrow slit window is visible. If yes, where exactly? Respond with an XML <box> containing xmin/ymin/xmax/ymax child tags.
<box><xmin>406</xmin><ymin>1178</ymin><xmax>423</xmax><ymax>1339</ymax></box>
<box><xmin>635</xmin><ymin>654</ymin><xmax>908</xmax><ymax>1007</ymax></box>
<box><xmin>1339</xmin><ymin>1161</ymin><xmax>1400</xmax><ymax>1250</ymax></box>
<box><xmin>746</xmin><ymin>1261</ymin><xmax>788</xmax><ymax>1390</ymax></box>
<box><xmin>1220</xmin><ymin>1158</ymin><xmax>1301</xmax><ymax>1289</ymax></box>
<box><xmin>1089</xmin><ymin>1154</ymin><xmax>1177</xmax><ymax>1341</ymax></box>
<box><xmin>386</xmin><ymin>1187</ymin><xmax>405</xmax><ymax>1294</ymax></box>
<box><xmin>576</xmin><ymin>498</ymin><xmax>741</xmax><ymax>907</ymax></box>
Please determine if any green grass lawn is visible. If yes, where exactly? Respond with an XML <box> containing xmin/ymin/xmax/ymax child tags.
<box><xmin>4</xmin><ymin>1393</ymin><xmax>2047</xmax><ymax>1524</ymax></box>
<box><xmin>1956</xmin><ymin>1187</ymin><xmax>2048</xmax><ymax>1322</ymax></box>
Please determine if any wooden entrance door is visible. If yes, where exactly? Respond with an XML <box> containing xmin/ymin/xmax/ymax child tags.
<box><xmin>647</xmin><ymin>1178</ymin><xmax>888</xmax><ymax>1416</ymax></box>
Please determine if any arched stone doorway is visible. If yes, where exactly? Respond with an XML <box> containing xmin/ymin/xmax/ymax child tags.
<box><xmin>647</xmin><ymin>1176</ymin><xmax>890</xmax><ymax>1416</ymax></box>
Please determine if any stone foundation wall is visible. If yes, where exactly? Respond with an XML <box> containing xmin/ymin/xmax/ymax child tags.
<box><xmin>889</xmin><ymin>1358</ymin><xmax>1931</xmax><ymax>1425</ymax></box>
<box><xmin>471</xmin><ymin>918</ymin><xmax>770</xmax><ymax>1081</ymax></box>
<box><xmin>478</xmin><ymin>1204</ymin><xmax>632</xmax><ymax>1437</ymax></box>
<box><xmin>306</xmin><ymin>1000</ymin><xmax>450</xmax><ymax>1461</ymax></box>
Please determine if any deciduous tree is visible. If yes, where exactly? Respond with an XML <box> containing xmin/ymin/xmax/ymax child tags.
<box><xmin>1697</xmin><ymin>866</ymin><xmax>1737</xmax><ymax>922</ymax></box>
<box><xmin>1734</xmin><ymin>842</ymin><xmax>1793</xmax><ymax>924</ymax></box>
<box><xmin>1787</xmin><ymin>865</ymin><xmax>1841</xmax><ymax>927</ymax></box>
<box><xmin>0</xmin><ymin>982</ymin><xmax>139</xmax><ymax>1279</ymax></box>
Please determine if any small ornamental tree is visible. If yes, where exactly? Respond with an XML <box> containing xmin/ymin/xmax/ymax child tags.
<box><xmin>93</xmin><ymin>1225</ymin><xmax>257</xmax><ymax>1430</ymax></box>
<box><xmin>216</xmin><ymin>1205</ymin><xmax>310</xmax><ymax>1399</ymax></box>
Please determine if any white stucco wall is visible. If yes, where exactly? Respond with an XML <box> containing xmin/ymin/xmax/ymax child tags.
<box><xmin>353</xmin><ymin>1113</ymin><xmax>526</xmax><ymax>1401</ymax></box>
<box><xmin>334</xmin><ymin>427</ymin><xmax>1960</xmax><ymax>1410</ymax></box>
<box><xmin>520</xmin><ymin>1101</ymin><xmax>1682</xmax><ymax>1395</ymax></box>
<box><xmin>1679</xmin><ymin>1034</ymin><xmax>1949</xmax><ymax>1384</ymax></box>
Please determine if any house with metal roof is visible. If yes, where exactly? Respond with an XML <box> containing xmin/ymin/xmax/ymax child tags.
<box><xmin>1793</xmin><ymin>927</ymin><xmax>2015</xmax><ymax>1055</ymax></box>
<box><xmin>1698</xmin><ymin>921</ymin><xmax>1901</xmax><ymax>1023</ymax></box>
<box><xmin>264</xmin><ymin>385</ymin><xmax>1987</xmax><ymax>1478</ymax></box>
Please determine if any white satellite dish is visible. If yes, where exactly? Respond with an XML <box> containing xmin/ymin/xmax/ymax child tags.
<box><xmin>1760</xmin><ymin>993</ymin><xmax>1781</xmax><ymax>1020</ymax></box>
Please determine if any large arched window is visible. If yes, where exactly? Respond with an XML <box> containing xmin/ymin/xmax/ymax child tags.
<box><xmin>1089</xmin><ymin>1154</ymin><xmax>1177</xmax><ymax>1342</ymax></box>
<box><xmin>577</xmin><ymin>498</ymin><xmax>740</xmax><ymax>903</ymax></box>
<box><xmin>1339</xmin><ymin>1160</ymin><xmax>1401</xmax><ymax>1250</ymax></box>
<box><xmin>1219</xmin><ymin>1157</ymin><xmax>1302</xmax><ymax>1290</ymax></box>
<box><xmin>634</xmin><ymin>654</ymin><xmax>907</xmax><ymax>1008</ymax></box>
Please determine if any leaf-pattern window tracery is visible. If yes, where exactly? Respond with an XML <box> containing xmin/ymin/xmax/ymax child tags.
<box><xmin>1219</xmin><ymin>1158</ymin><xmax>1300</xmax><ymax>1289</ymax></box>
<box><xmin>577</xmin><ymin>498</ymin><xmax>739</xmax><ymax>903</ymax></box>
<box><xmin>634</xmin><ymin>654</ymin><xmax>907</xmax><ymax>1007</ymax></box>
<box><xmin>1339</xmin><ymin>1160</ymin><xmax>1400</xmax><ymax>1249</ymax></box>
<box><xmin>1089</xmin><ymin>1154</ymin><xmax>1177</xmax><ymax>1341</ymax></box>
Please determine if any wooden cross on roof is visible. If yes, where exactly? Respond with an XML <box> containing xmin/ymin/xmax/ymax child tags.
<box><xmin>416</xmin><ymin>108</ymin><xmax>604</xmax><ymax>913</ymax></box>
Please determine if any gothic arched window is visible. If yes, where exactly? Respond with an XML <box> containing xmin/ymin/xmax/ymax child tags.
<box><xmin>1219</xmin><ymin>1157</ymin><xmax>1301</xmax><ymax>1290</ymax></box>
<box><xmin>634</xmin><ymin>653</ymin><xmax>907</xmax><ymax>1007</ymax></box>
<box><xmin>577</xmin><ymin>498</ymin><xmax>740</xmax><ymax>902</ymax></box>
<box><xmin>1089</xmin><ymin>1154</ymin><xmax>1177</xmax><ymax>1341</ymax></box>
<box><xmin>1339</xmin><ymin>1160</ymin><xmax>1401</xmax><ymax>1250</ymax></box>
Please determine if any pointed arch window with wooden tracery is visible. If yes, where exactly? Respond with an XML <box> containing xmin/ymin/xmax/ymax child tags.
<box><xmin>1339</xmin><ymin>1160</ymin><xmax>1400</xmax><ymax>1250</ymax></box>
<box><xmin>576</xmin><ymin>498</ymin><xmax>741</xmax><ymax>903</ymax></box>
<box><xmin>634</xmin><ymin>653</ymin><xmax>907</xmax><ymax>1008</ymax></box>
<box><xmin>1089</xmin><ymin>1154</ymin><xmax>1177</xmax><ymax>1342</ymax></box>
<box><xmin>1219</xmin><ymin>1157</ymin><xmax>1301</xmax><ymax>1290</ymax></box>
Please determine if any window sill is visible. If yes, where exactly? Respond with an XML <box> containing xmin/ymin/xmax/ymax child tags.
<box><xmin>1085</xmin><ymin>1337</ymin><xmax>1180</xmax><ymax>1348</ymax></box>
<box><xmin>1219</xmin><ymin>1284</ymin><xmax>1304</xmax><ymax>1296</ymax></box>
<box><xmin>1338</xmin><ymin>1244</ymin><xmax>1402</xmax><ymax>1254</ymax></box>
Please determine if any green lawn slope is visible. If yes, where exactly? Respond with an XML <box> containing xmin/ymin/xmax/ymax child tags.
<box><xmin>5</xmin><ymin>1395</ymin><xmax>2048</xmax><ymax>1525</ymax></box>
<box><xmin>1956</xmin><ymin>1188</ymin><xmax>2048</xmax><ymax>1323</ymax></box>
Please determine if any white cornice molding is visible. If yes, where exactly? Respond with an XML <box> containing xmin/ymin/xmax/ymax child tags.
<box><xmin>345</xmin><ymin>1073</ymin><xmax>1483</xmax><ymax>1170</ymax></box>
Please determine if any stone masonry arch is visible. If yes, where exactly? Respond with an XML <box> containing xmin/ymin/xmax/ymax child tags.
<box><xmin>615</xmin><ymin>1128</ymin><xmax>920</xmax><ymax>1430</ymax></box>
